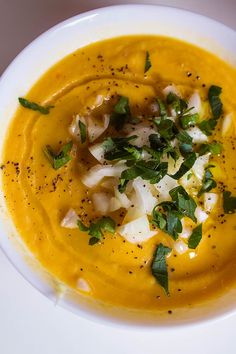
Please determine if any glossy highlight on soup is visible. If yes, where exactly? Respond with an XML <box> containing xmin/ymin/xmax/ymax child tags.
<box><xmin>2</xmin><ymin>35</ymin><xmax>236</xmax><ymax>313</ymax></box>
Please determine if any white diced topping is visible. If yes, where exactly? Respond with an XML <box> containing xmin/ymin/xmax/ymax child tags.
<box><xmin>179</xmin><ymin>172</ymin><xmax>200</xmax><ymax>191</ymax></box>
<box><xmin>69</xmin><ymin>114</ymin><xmax>86</xmax><ymax>140</ymax></box>
<box><xmin>89</xmin><ymin>143</ymin><xmax>105</xmax><ymax>163</ymax></box>
<box><xmin>163</xmin><ymin>84</ymin><xmax>180</xmax><ymax>97</ymax></box>
<box><xmin>77</xmin><ymin>278</ymin><xmax>91</xmax><ymax>293</ymax></box>
<box><xmin>87</xmin><ymin>114</ymin><xmax>110</xmax><ymax>142</ymax></box>
<box><xmin>167</xmin><ymin>156</ymin><xmax>185</xmax><ymax>175</ymax></box>
<box><xmin>222</xmin><ymin>113</ymin><xmax>233</xmax><ymax>136</ymax></box>
<box><xmin>154</xmin><ymin>175</ymin><xmax>179</xmax><ymax>202</ymax></box>
<box><xmin>187</xmin><ymin>126</ymin><xmax>208</xmax><ymax>144</ymax></box>
<box><xmin>61</xmin><ymin>208</ymin><xmax>78</xmax><ymax>229</ymax></box>
<box><xmin>81</xmin><ymin>163</ymin><xmax>126</xmax><ymax>188</ymax></box>
<box><xmin>188</xmin><ymin>91</ymin><xmax>202</xmax><ymax>114</ymax></box>
<box><xmin>114</xmin><ymin>188</ymin><xmax>131</xmax><ymax>209</ymax></box>
<box><xmin>132</xmin><ymin>177</ymin><xmax>157</xmax><ymax>215</ymax></box>
<box><xmin>109</xmin><ymin>197</ymin><xmax>122</xmax><ymax>212</ymax></box>
<box><xmin>179</xmin><ymin>219</ymin><xmax>193</xmax><ymax>239</ymax></box>
<box><xmin>192</xmin><ymin>153</ymin><xmax>210</xmax><ymax>181</ymax></box>
<box><xmin>204</xmin><ymin>193</ymin><xmax>219</xmax><ymax>212</ymax></box>
<box><xmin>189</xmin><ymin>251</ymin><xmax>197</xmax><ymax>259</ymax></box>
<box><xmin>92</xmin><ymin>192</ymin><xmax>111</xmax><ymax>215</ymax></box>
<box><xmin>195</xmin><ymin>206</ymin><xmax>208</xmax><ymax>223</ymax></box>
<box><xmin>174</xmin><ymin>240</ymin><xmax>188</xmax><ymax>254</ymax></box>
<box><xmin>117</xmin><ymin>215</ymin><xmax>157</xmax><ymax>244</ymax></box>
<box><xmin>128</xmin><ymin>126</ymin><xmax>157</xmax><ymax>147</ymax></box>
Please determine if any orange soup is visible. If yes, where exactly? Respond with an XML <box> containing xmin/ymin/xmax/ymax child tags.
<box><xmin>2</xmin><ymin>36</ymin><xmax>236</xmax><ymax>313</ymax></box>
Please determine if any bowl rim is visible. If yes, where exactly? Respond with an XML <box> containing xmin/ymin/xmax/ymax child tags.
<box><xmin>1</xmin><ymin>3</ymin><xmax>236</xmax><ymax>329</ymax></box>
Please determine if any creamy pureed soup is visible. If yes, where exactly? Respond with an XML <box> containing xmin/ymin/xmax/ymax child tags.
<box><xmin>2</xmin><ymin>36</ymin><xmax>236</xmax><ymax>313</ymax></box>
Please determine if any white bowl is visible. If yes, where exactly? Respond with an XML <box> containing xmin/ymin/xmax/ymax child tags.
<box><xmin>0</xmin><ymin>4</ymin><xmax>236</xmax><ymax>328</ymax></box>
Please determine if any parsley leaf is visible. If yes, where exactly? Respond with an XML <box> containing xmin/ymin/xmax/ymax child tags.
<box><xmin>177</xmin><ymin>131</ymin><xmax>193</xmax><ymax>156</ymax></box>
<box><xmin>176</xmin><ymin>131</ymin><xmax>193</xmax><ymax>144</ymax></box>
<box><xmin>156</xmin><ymin>98</ymin><xmax>167</xmax><ymax>118</ymax></box>
<box><xmin>198</xmin><ymin>166</ymin><xmax>217</xmax><ymax>196</ymax></box>
<box><xmin>118</xmin><ymin>160</ymin><xmax>168</xmax><ymax>192</ymax></box>
<box><xmin>179</xmin><ymin>113</ymin><xmax>199</xmax><ymax>129</ymax></box>
<box><xmin>44</xmin><ymin>141</ymin><xmax>73</xmax><ymax>169</ymax></box>
<box><xmin>208</xmin><ymin>85</ymin><xmax>223</xmax><ymax>119</ymax></box>
<box><xmin>110</xmin><ymin>96</ymin><xmax>131</xmax><ymax>130</ymax></box>
<box><xmin>18</xmin><ymin>97</ymin><xmax>54</xmax><ymax>115</ymax></box>
<box><xmin>154</xmin><ymin>118</ymin><xmax>178</xmax><ymax>141</ymax></box>
<box><xmin>188</xmin><ymin>224</ymin><xmax>202</xmax><ymax>249</ymax></box>
<box><xmin>223</xmin><ymin>191</ymin><xmax>236</xmax><ymax>214</ymax></box>
<box><xmin>78</xmin><ymin>120</ymin><xmax>87</xmax><ymax>144</ymax></box>
<box><xmin>78</xmin><ymin>216</ymin><xmax>116</xmax><ymax>245</ymax></box>
<box><xmin>166</xmin><ymin>92</ymin><xmax>188</xmax><ymax>116</ymax></box>
<box><xmin>166</xmin><ymin>210</ymin><xmax>183</xmax><ymax>240</ymax></box>
<box><xmin>199</xmin><ymin>86</ymin><xmax>223</xmax><ymax>136</ymax></box>
<box><xmin>170</xmin><ymin>152</ymin><xmax>197</xmax><ymax>179</ymax></box>
<box><xmin>151</xmin><ymin>243</ymin><xmax>172</xmax><ymax>295</ymax></box>
<box><xmin>144</xmin><ymin>51</ymin><xmax>152</xmax><ymax>73</ymax></box>
<box><xmin>198</xmin><ymin>142</ymin><xmax>222</xmax><ymax>155</ymax></box>
<box><xmin>114</xmin><ymin>96</ymin><xmax>130</xmax><ymax>115</ymax></box>
<box><xmin>198</xmin><ymin>118</ymin><xmax>217</xmax><ymax>136</ymax></box>
<box><xmin>169</xmin><ymin>186</ymin><xmax>197</xmax><ymax>222</ymax></box>
<box><xmin>103</xmin><ymin>135</ymin><xmax>140</xmax><ymax>162</ymax></box>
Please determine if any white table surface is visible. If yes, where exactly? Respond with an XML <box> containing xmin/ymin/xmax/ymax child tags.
<box><xmin>1</xmin><ymin>1</ymin><xmax>236</xmax><ymax>353</ymax></box>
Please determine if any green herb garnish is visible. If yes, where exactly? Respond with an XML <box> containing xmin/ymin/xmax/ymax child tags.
<box><xmin>188</xmin><ymin>224</ymin><xmax>202</xmax><ymax>249</ymax></box>
<box><xmin>179</xmin><ymin>113</ymin><xmax>199</xmax><ymax>129</ymax></box>
<box><xmin>118</xmin><ymin>160</ymin><xmax>168</xmax><ymax>192</ymax></box>
<box><xmin>110</xmin><ymin>96</ymin><xmax>131</xmax><ymax>130</ymax></box>
<box><xmin>208</xmin><ymin>85</ymin><xmax>223</xmax><ymax>119</ymax></box>
<box><xmin>144</xmin><ymin>51</ymin><xmax>152</xmax><ymax>73</ymax></box>
<box><xmin>44</xmin><ymin>141</ymin><xmax>73</xmax><ymax>169</ymax></box>
<box><xmin>166</xmin><ymin>92</ymin><xmax>188</xmax><ymax>116</ymax></box>
<box><xmin>198</xmin><ymin>166</ymin><xmax>217</xmax><ymax>196</ymax></box>
<box><xmin>151</xmin><ymin>243</ymin><xmax>172</xmax><ymax>295</ymax></box>
<box><xmin>198</xmin><ymin>85</ymin><xmax>223</xmax><ymax>136</ymax></box>
<box><xmin>223</xmin><ymin>191</ymin><xmax>236</xmax><ymax>214</ymax></box>
<box><xmin>198</xmin><ymin>118</ymin><xmax>217</xmax><ymax>136</ymax></box>
<box><xmin>169</xmin><ymin>186</ymin><xmax>197</xmax><ymax>222</ymax></box>
<box><xmin>18</xmin><ymin>97</ymin><xmax>53</xmax><ymax>115</ymax></box>
<box><xmin>78</xmin><ymin>217</ymin><xmax>116</xmax><ymax>245</ymax></box>
<box><xmin>156</xmin><ymin>98</ymin><xmax>167</xmax><ymax>118</ymax></box>
<box><xmin>198</xmin><ymin>142</ymin><xmax>222</xmax><ymax>155</ymax></box>
<box><xmin>78</xmin><ymin>120</ymin><xmax>87</xmax><ymax>144</ymax></box>
<box><xmin>103</xmin><ymin>135</ymin><xmax>140</xmax><ymax>162</ymax></box>
<box><xmin>154</xmin><ymin>118</ymin><xmax>178</xmax><ymax>141</ymax></box>
<box><xmin>170</xmin><ymin>152</ymin><xmax>197</xmax><ymax>179</ymax></box>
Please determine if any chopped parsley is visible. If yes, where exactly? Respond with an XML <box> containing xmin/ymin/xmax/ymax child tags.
<box><xmin>208</xmin><ymin>85</ymin><xmax>223</xmax><ymax>119</ymax></box>
<box><xmin>151</xmin><ymin>243</ymin><xmax>172</xmax><ymax>295</ymax></box>
<box><xmin>179</xmin><ymin>113</ymin><xmax>199</xmax><ymax>129</ymax></box>
<box><xmin>78</xmin><ymin>217</ymin><xmax>116</xmax><ymax>245</ymax></box>
<box><xmin>188</xmin><ymin>224</ymin><xmax>202</xmax><ymax>249</ymax></box>
<box><xmin>110</xmin><ymin>96</ymin><xmax>131</xmax><ymax>130</ymax></box>
<box><xmin>18</xmin><ymin>97</ymin><xmax>54</xmax><ymax>115</ymax></box>
<box><xmin>103</xmin><ymin>135</ymin><xmax>141</xmax><ymax>162</ymax></box>
<box><xmin>78</xmin><ymin>120</ymin><xmax>87</xmax><ymax>144</ymax></box>
<box><xmin>198</xmin><ymin>166</ymin><xmax>217</xmax><ymax>196</ymax></box>
<box><xmin>198</xmin><ymin>142</ymin><xmax>222</xmax><ymax>155</ymax></box>
<box><xmin>170</xmin><ymin>152</ymin><xmax>197</xmax><ymax>179</ymax></box>
<box><xmin>152</xmin><ymin>186</ymin><xmax>197</xmax><ymax>240</ymax></box>
<box><xmin>44</xmin><ymin>141</ymin><xmax>73</xmax><ymax>169</ymax></box>
<box><xmin>118</xmin><ymin>160</ymin><xmax>168</xmax><ymax>192</ymax></box>
<box><xmin>199</xmin><ymin>85</ymin><xmax>223</xmax><ymax>136</ymax></box>
<box><xmin>144</xmin><ymin>51</ymin><xmax>152</xmax><ymax>73</ymax></box>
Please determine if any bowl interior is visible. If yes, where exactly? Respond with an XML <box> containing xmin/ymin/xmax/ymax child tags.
<box><xmin>0</xmin><ymin>4</ymin><xmax>236</xmax><ymax>327</ymax></box>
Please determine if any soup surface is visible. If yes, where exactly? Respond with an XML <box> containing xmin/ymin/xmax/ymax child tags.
<box><xmin>2</xmin><ymin>35</ymin><xmax>236</xmax><ymax>313</ymax></box>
